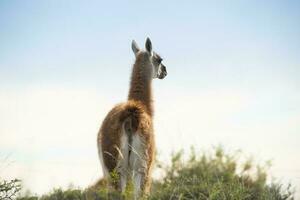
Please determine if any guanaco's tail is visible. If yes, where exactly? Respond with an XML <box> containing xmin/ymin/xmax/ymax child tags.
<box><xmin>119</xmin><ymin>105</ymin><xmax>141</xmax><ymax>134</ymax></box>
<box><xmin>119</xmin><ymin>104</ymin><xmax>142</xmax><ymax>155</ymax></box>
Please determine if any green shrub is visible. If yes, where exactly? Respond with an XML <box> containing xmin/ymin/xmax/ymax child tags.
<box><xmin>0</xmin><ymin>179</ymin><xmax>21</xmax><ymax>200</ymax></box>
<box><xmin>150</xmin><ymin>147</ymin><xmax>294</xmax><ymax>200</ymax></box>
<box><xmin>16</xmin><ymin>147</ymin><xmax>294</xmax><ymax>200</ymax></box>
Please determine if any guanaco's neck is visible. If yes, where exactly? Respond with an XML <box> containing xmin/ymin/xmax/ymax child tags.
<box><xmin>128</xmin><ymin>53</ymin><xmax>153</xmax><ymax>116</ymax></box>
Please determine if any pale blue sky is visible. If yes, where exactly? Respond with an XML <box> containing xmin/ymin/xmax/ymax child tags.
<box><xmin>0</xmin><ymin>0</ymin><xmax>300</xmax><ymax>196</ymax></box>
<box><xmin>1</xmin><ymin>0</ymin><xmax>300</xmax><ymax>87</ymax></box>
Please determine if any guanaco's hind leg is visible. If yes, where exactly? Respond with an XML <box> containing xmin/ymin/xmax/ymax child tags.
<box><xmin>129</xmin><ymin>134</ymin><xmax>153</xmax><ymax>199</ymax></box>
<box><xmin>99</xmin><ymin>131</ymin><xmax>130</xmax><ymax>193</ymax></box>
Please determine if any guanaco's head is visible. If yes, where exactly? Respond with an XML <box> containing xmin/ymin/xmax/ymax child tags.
<box><xmin>131</xmin><ymin>38</ymin><xmax>167</xmax><ymax>80</ymax></box>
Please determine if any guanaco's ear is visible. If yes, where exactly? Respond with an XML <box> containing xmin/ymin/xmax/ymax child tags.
<box><xmin>145</xmin><ymin>37</ymin><xmax>152</xmax><ymax>53</ymax></box>
<box><xmin>131</xmin><ymin>40</ymin><xmax>140</xmax><ymax>55</ymax></box>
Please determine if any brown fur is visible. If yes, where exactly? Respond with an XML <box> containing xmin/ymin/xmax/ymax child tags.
<box><xmin>128</xmin><ymin>52</ymin><xmax>153</xmax><ymax>116</ymax></box>
<box><xmin>97</xmin><ymin>51</ymin><xmax>155</xmax><ymax>196</ymax></box>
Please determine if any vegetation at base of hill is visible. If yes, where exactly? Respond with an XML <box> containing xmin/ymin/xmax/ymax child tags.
<box><xmin>149</xmin><ymin>147</ymin><xmax>294</xmax><ymax>200</ymax></box>
<box><xmin>2</xmin><ymin>147</ymin><xmax>295</xmax><ymax>200</ymax></box>
<box><xmin>0</xmin><ymin>179</ymin><xmax>21</xmax><ymax>200</ymax></box>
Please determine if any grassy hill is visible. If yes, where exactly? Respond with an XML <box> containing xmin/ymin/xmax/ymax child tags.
<box><xmin>2</xmin><ymin>147</ymin><xmax>294</xmax><ymax>200</ymax></box>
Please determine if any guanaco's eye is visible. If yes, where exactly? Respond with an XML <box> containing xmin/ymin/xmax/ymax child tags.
<box><xmin>153</xmin><ymin>52</ymin><xmax>163</xmax><ymax>64</ymax></box>
<box><xmin>157</xmin><ymin>57</ymin><xmax>163</xmax><ymax>64</ymax></box>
